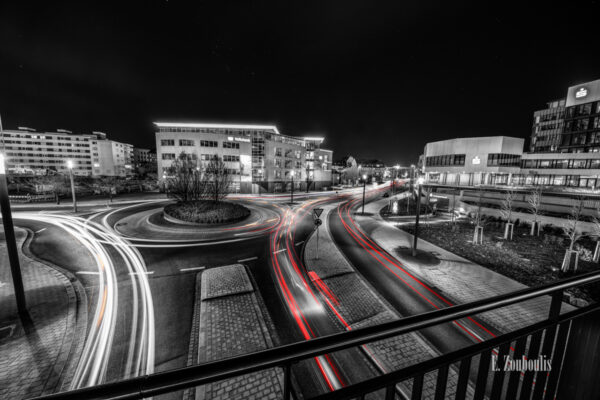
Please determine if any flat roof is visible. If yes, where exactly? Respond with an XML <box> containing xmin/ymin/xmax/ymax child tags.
<box><xmin>154</xmin><ymin>122</ymin><xmax>280</xmax><ymax>135</ymax></box>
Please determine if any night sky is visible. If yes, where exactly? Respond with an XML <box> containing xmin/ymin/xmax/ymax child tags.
<box><xmin>1</xmin><ymin>1</ymin><xmax>600</xmax><ymax>165</ymax></box>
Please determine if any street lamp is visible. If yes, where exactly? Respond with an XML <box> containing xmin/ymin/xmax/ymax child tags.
<box><xmin>361</xmin><ymin>174</ymin><xmax>367</xmax><ymax>215</ymax></box>
<box><xmin>290</xmin><ymin>170</ymin><xmax>295</xmax><ymax>205</ymax></box>
<box><xmin>393</xmin><ymin>165</ymin><xmax>400</xmax><ymax>194</ymax></box>
<box><xmin>412</xmin><ymin>177</ymin><xmax>425</xmax><ymax>257</ymax></box>
<box><xmin>67</xmin><ymin>160</ymin><xmax>77</xmax><ymax>213</ymax></box>
<box><xmin>0</xmin><ymin>153</ymin><xmax>28</xmax><ymax>318</ymax></box>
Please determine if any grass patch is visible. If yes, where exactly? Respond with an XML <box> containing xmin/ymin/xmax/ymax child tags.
<box><xmin>401</xmin><ymin>220</ymin><xmax>600</xmax><ymax>304</ymax></box>
<box><xmin>164</xmin><ymin>200</ymin><xmax>250</xmax><ymax>224</ymax></box>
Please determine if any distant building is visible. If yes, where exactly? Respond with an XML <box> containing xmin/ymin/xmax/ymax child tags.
<box><xmin>133</xmin><ymin>147</ymin><xmax>157</xmax><ymax>176</ymax></box>
<box><xmin>155</xmin><ymin>122</ymin><xmax>333</xmax><ymax>193</ymax></box>
<box><xmin>356</xmin><ymin>159</ymin><xmax>386</xmax><ymax>181</ymax></box>
<box><xmin>0</xmin><ymin>127</ymin><xmax>133</xmax><ymax>177</ymax></box>
<box><xmin>91</xmin><ymin>132</ymin><xmax>133</xmax><ymax>177</ymax></box>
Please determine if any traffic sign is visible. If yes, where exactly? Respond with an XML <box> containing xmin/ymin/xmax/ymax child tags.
<box><xmin>314</xmin><ymin>218</ymin><xmax>322</xmax><ymax>226</ymax></box>
<box><xmin>313</xmin><ymin>208</ymin><xmax>324</xmax><ymax>218</ymax></box>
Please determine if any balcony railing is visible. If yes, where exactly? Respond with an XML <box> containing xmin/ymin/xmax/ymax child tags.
<box><xmin>35</xmin><ymin>270</ymin><xmax>600</xmax><ymax>400</ymax></box>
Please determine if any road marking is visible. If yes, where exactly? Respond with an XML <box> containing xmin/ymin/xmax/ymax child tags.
<box><xmin>76</xmin><ymin>271</ymin><xmax>100</xmax><ymax>275</ymax></box>
<box><xmin>179</xmin><ymin>266</ymin><xmax>205</xmax><ymax>272</ymax></box>
<box><xmin>273</xmin><ymin>248</ymin><xmax>287</xmax><ymax>254</ymax></box>
<box><xmin>35</xmin><ymin>228</ymin><xmax>47</xmax><ymax>234</ymax></box>
<box><xmin>238</xmin><ymin>256</ymin><xmax>258</xmax><ymax>262</ymax></box>
<box><xmin>295</xmin><ymin>241</ymin><xmax>304</xmax><ymax>246</ymax></box>
<box><xmin>129</xmin><ymin>271</ymin><xmax>155</xmax><ymax>275</ymax></box>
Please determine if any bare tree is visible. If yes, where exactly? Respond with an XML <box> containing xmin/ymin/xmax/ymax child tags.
<box><xmin>527</xmin><ymin>187</ymin><xmax>543</xmax><ymax>235</ymax></box>
<box><xmin>204</xmin><ymin>154</ymin><xmax>231</xmax><ymax>203</ymax></box>
<box><xmin>590</xmin><ymin>206</ymin><xmax>600</xmax><ymax>263</ymax></box>
<box><xmin>562</xmin><ymin>197</ymin><xmax>585</xmax><ymax>272</ymax></box>
<box><xmin>165</xmin><ymin>152</ymin><xmax>204</xmax><ymax>202</ymax></box>
<box><xmin>500</xmin><ymin>188</ymin><xmax>516</xmax><ymax>240</ymax></box>
<box><xmin>471</xmin><ymin>186</ymin><xmax>486</xmax><ymax>244</ymax></box>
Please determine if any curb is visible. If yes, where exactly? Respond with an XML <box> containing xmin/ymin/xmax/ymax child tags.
<box><xmin>20</xmin><ymin>228</ymin><xmax>89</xmax><ymax>394</ymax></box>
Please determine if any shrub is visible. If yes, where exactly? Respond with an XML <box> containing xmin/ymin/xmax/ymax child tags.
<box><xmin>164</xmin><ymin>200</ymin><xmax>251</xmax><ymax>224</ymax></box>
<box><xmin>575</xmin><ymin>244</ymin><xmax>593</xmax><ymax>262</ymax></box>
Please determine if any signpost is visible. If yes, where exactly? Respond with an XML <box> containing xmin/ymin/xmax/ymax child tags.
<box><xmin>313</xmin><ymin>208</ymin><xmax>323</xmax><ymax>259</ymax></box>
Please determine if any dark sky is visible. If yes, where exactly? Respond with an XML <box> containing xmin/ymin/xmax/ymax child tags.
<box><xmin>1</xmin><ymin>1</ymin><xmax>600</xmax><ymax>165</ymax></box>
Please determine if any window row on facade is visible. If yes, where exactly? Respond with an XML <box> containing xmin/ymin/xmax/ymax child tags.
<box><xmin>425</xmin><ymin>154</ymin><xmax>466</xmax><ymax>167</ymax></box>
<box><xmin>487</xmin><ymin>153</ymin><xmax>521</xmax><ymax>167</ymax></box>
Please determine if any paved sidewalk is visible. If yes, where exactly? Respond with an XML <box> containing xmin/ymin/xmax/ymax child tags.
<box><xmin>357</xmin><ymin>196</ymin><xmax>569</xmax><ymax>334</ymax></box>
<box><xmin>304</xmin><ymin>205</ymin><xmax>474</xmax><ymax>400</ymax></box>
<box><xmin>191</xmin><ymin>264</ymin><xmax>282</xmax><ymax>400</ymax></box>
<box><xmin>0</xmin><ymin>228</ymin><xmax>84</xmax><ymax>399</ymax></box>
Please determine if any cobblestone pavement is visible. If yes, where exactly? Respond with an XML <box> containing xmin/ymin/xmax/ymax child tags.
<box><xmin>359</xmin><ymin>197</ymin><xmax>572</xmax><ymax>335</ymax></box>
<box><xmin>0</xmin><ymin>228</ymin><xmax>84</xmax><ymax>399</ymax></box>
<box><xmin>304</xmin><ymin>205</ymin><xmax>474</xmax><ymax>399</ymax></box>
<box><xmin>193</xmin><ymin>264</ymin><xmax>282</xmax><ymax>400</ymax></box>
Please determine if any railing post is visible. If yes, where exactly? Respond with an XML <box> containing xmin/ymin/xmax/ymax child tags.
<box><xmin>384</xmin><ymin>384</ymin><xmax>395</xmax><ymax>400</ymax></box>
<box><xmin>548</xmin><ymin>290</ymin><xmax>563</xmax><ymax>319</ymax></box>
<box><xmin>283</xmin><ymin>363</ymin><xmax>292</xmax><ymax>400</ymax></box>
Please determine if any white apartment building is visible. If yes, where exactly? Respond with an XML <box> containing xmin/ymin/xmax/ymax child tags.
<box><xmin>90</xmin><ymin>132</ymin><xmax>133</xmax><ymax>177</ymax></box>
<box><xmin>0</xmin><ymin>127</ymin><xmax>133</xmax><ymax>177</ymax></box>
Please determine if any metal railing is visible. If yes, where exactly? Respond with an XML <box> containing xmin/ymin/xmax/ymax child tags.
<box><xmin>35</xmin><ymin>270</ymin><xmax>600</xmax><ymax>400</ymax></box>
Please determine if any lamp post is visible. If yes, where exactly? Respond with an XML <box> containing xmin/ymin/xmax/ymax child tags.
<box><xmin>290</xmin><ymin>170</ymin><xmax>295</xmax><ymax>205</ymax></box>
<box><xmin>393</xmin><ymin>165</ymin><xmax>400</xmax><ymax>194</ymax></box>
<box><xmin>0</xmin><ymin>153</ymin><xmax>28</xmax><ymax>318</ymax></box>
<box><xmin>412</xmin><ymin>177</ymin><xmax>425</xmax><ymax>257</ymax></box>
<box><xmin>361</xmin><ymin>174</ymin><xmax>367</xmax><ymax>215</ymax></box>
<box><xmin>67</xmin><ymin>160</ymin><xmax>77</xmax><ymax>213</ymax></box>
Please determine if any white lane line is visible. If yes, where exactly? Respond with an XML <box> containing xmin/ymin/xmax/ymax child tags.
<box><xmin>76</xmin><ymin>271</ymin><xmax>100</xmax><ymax>275</ymax></box>
<box><xmin>273</xmin><ymin>248</ymin><xmax>287</xmax><ymax>254</ymax></box>
<box><xmin>129</xmin><ymin>271</ymin><xmax>155</xmax><ymax>275</ymax></box>
<box><xmin>295</xmin><ymin>240</ymin><xmax>305</xmax><ymax>246</ymax></box>
<box><xmin>237</xmin><ymin>256</ymin><xmax>258</xmax><ymax>262</ymax></box>
<box><xmin>35</xmin><ymin>228</ymin><xmax>47</xmax><ymax>234</ymax></box>
<box><xmin>179</xmin><ymin>266</ymin><xmax>205</xmax><ymax>272</ymax></box>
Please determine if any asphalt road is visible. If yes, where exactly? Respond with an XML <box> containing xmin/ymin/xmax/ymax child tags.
<box><xmin>10</xmin><ymin>184</ymin><xmax>497</xmax><ymax>399</ymax></box>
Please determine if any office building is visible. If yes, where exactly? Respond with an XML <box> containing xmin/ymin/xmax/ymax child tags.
<box><xmin>155</xmin><ymin>122</ymin><xmax>334</xmax><ymax>193</ymax></box>
<box><xmin>530</xmin><ymin>99</ymin><xmax>565</xmax><ymax>153</ymax></box>
<box><xmin>423</xmin><ymin>136</ymin><xmax>524</xmax><ymax>186</ymax></box>
<box><xmin>0</xmin><ymin>127</ymin><xmax>133</xmax><ymax>177</ymax></box>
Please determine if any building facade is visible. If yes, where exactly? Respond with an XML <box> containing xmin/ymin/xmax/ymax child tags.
<box><xmin>423</xmin><ymin>78</ymin><xmax>600</xmax><ymax>190</ymax></box>
<box><xmin>0</xmin><ymin>127</ymin><xmax>133</xmax><ymax>177</ymax></box>
<box><xmin>91</xmin><ymin>132</ymin><xmax>133</xmax><ymax>177</ymax></box>
<box><xmin>530</xmin><ymin>99</ymin><xmax>565</xmax><ymax>153</ymax></box>
<box><xmin>560</xmin><ymin>79</ymin><xmax>600</xmax><ymax>153</ymax></box>
<box><xmin>423</xmin><ymin>136</ymin><xmax>524</xmax><ymax>186</ymax></box>
<box><xmin>133</xmin><ymin>147</ymin><xmax>157</xmax><ymax>176</ymax></box>
<box><xmin>155</xmin><ymin>122</ymin><xmax>334</xmax><ymax>193</ymax></box>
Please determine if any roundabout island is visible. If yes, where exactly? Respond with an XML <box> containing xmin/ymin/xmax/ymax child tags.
<box><xmin>163</xmin><ymin>200</ymin><xmax>251</xmax><ymax>225</ymax></box>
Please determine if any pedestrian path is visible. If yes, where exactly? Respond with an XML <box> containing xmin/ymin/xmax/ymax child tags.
<box><xmin>187</xmin><ymin>264</ymin><xmax>282</xmax><ymax>400</ymax></box>
<box><xmin>356</xmin><ymin>197</ymin><xmax>568</xmax><ymax>334</ymax></box>
<box><xmin>0</xmin><ymin>227</ymin><xmax>85</xmax><ymax>399</ymax></box>
<box><xmin>304</xmin><ymin>205</ymin><xmax>474</xmax><ymax>399</ymax></box>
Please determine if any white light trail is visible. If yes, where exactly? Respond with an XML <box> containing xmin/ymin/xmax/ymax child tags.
<box><xmin>15</xmin><ymin>213</ymin><xmax>155</xmax><ymax>388</ymax></box>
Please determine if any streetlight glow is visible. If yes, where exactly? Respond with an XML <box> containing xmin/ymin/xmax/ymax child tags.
<box><xmin>363</xmin><ymin>174</ymin><xmax>367</xmax><ymax>180</ymax></box>
<box><xmin>0</xmin><ymin>153</ymin><xmax>5</xmax><ymax>175</ymax></box>
<box><xmin>417</xmin><ymin>177</ymin><xmax>425</xmax><ymax>185</ymax></box>
<box><xmin>67</xmin><ymin>160</ymin><xmax>74</xmax><ymax>169</ymax></box>
<box><xmin>290</xmin><ymin>170</ymin><xmax>295</xmax><ymax>177</ymax></box>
